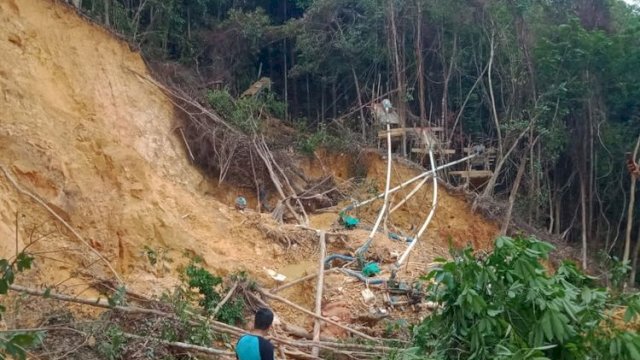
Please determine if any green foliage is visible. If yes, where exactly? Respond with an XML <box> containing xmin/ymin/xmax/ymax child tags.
<box><xmin>411</xmin><ymin>235</ymin><xmax>640</xmax><ymax>360</ymax></box>
<box><xmin>183</xmin><ymin>260</ymin><xmax>246</xmax><ymax>325</ymax></box>
<box><xmin>0</xmin><ymin>332</ymin><xmax>44</xmax><ymax>360</ymax></box>
<box><xmin>597</xmin><ymin>251</ymin><xmax>630</xmax><ymax>292</ymax></box>
<box><xmin>216</xmin><ymin>298</ymin><xmax>245</xmax><ymax>326</ymax></box>
<box><xmin>296</xmin><ymin>122</ymin><xmax>347</xmax><ymax>155</ymax></box>
<box><xmin>0</xmin><ymin>253</ymin><xmax>42</xmax><ymax>360</ymax></box>
<box><xmin>207</xmin><ymin>89</ymin><xmax>285</xmax><ymax>133</ymax></box>
<box><xmin>185</xmin><ymin>261</ymin><xmax>223</xmax><ymax>311</ymax></box>
<box><xmin>98</xmin><ymin>325</ymin><xmax>126</xmax><ymax>360</ymax></box>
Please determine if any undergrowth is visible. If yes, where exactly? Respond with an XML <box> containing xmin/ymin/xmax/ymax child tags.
<box><xmin>399</xmin><ymin>235</ymin><xmax>640</xmax><ymax>360</ymax></box>
<box><xmin>182</xmin><ymin>257</ymin><xmax>246</xmax><ymax>326</ymax></box>
<box><xmin>0</xmin><ymin>252</ymin><xmax>43</xmax><ymax>360</ymax></box>
<box><xmin>207</xmin><ymin>88</ymin><xmax>285</xmax><ymax>133</ymax></box>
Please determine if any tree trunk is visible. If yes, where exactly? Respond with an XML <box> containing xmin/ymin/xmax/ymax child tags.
<box><xmin>388</xmin><ymin>0</ymin><xmax>406</xmax><ymax>156</ymax></box>
<box><xmin>104</xmin><ymin>0</ymin><xmax>110</xmax><ymax>26</ymax></box>
<box><xmin>623</xmin><ymin>136</ymin><xmax>640</xmax><ymax>264</ymax></box>
<box><xmin>352</xmin><ymin>67</ymin><xmax>367</xmax><ymax>141</ymax></box>
<box><xmin>332</xmin><ymin>78</ymin><xmax>337</xmax><ymax>119</ymax></box>
<box><xmin>580</xmin><ymin>173</ymin><xmax>588</xmax><ymax>270</ymax></box>
<box><xmin>630</xmin><ymin>223</ymin><xmax>640</xmax><ymax>287</ymax></box>
<box><xmin>283</xmin><ymin>39</ymin><xmax>288</xmax><ymax>122</ymax></box>
<box><xmin>415</xmin><ymin>4</ymin><xmax>426</xmax><ymax>127</ymax></box>
<box><xmin>487</xmin><ymin>31</ymin><xmax>503</xmax><ymax>158</ymax></box>
<box><xmin>306</xmin><ymin>75</ymin><xmax>311</xmax><ymax>119</ymax></box>
<box><xmin>501</xmin><ymin>151</ymin><xmax>529</xmax><ymax>235</ymax></box>
<box><xmin>624</xmin><ymin>135</ymin><xmax>640</xmax><ymax>284</ymax></box>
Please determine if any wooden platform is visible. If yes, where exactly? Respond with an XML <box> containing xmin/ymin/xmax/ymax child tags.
<box><xmin>449</xmin><ymin>170</ymin><xmax>493</xmax><ymax>178</ymax></box>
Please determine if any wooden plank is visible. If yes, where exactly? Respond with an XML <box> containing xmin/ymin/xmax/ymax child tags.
<box><xmin>407</xmin><ymin>127</ymin><xmax>444</xmax><ymax>135</ymax></box>
<box><xmin>377</xmin><ymin>128</ymin><xmax>407</xmax><ymax>138</ymax></box>
<box><xmin>463</xmin><ymin>147</ymin><xmax>497</xmax><ymax>154</ymax></box>
<box><xmin>378</xmin><ymin>127</ymin><xmax>447</xmax><ymax>139</ymax></box>
<box><xmin>411</xmin><ymin>148</ymin><xmax>456</xmax><ymax>155</ymax></box>
<box><xmin>449</xmin><ymin>170</ymin><xmax>493</xmax><ymax>178</ymax></box>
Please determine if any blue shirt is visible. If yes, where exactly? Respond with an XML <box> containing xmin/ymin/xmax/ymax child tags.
<box><xmin>235</xmin><ymin>335</ymin><xmax>274</xmax><ymax>360</ymax></box>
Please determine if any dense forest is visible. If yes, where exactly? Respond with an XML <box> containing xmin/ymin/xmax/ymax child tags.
<box><xmin>70</xmin><ymin>0</ymin><xmax>640</xmax><ymax>281</ymax></box>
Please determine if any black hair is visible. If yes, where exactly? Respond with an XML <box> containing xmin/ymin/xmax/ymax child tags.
<box><xmin>254</xmin><ymin>307</ymin><xmax>274</xmax><ymax>330</ymax></box>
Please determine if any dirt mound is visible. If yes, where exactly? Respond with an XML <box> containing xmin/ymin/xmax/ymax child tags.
<box><xmin>0</xmin><ymin>0</ymin><xmax>282</xmax><ymax>296</ymax></box>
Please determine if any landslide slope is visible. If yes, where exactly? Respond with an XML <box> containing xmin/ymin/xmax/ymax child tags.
<box><xmin>0</xmin><ymin>0</ymin><xmax>274</xmax><ymax>295</ymax></box>
<box><xmin>0</xmin><ymin>0</ymin><xmax>497</xmax><ymax>302</ymax></box>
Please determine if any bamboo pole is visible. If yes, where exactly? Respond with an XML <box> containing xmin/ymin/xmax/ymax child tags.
<box><xmin>259</xmin><ymin>289</ymin><xmax>379</xmax><ymax>342</ymax></box>
<box><xmin>312</xmin><ymin>231</ymin><xmax>326</xmax><ymax>357</ymax></box>
<box><xmin>123</xmin><ymin>333</ymin><xmax>234</xmax><ymax>357</ymax></box>
<box><xmin>270</xmin><ymin>268</ymin><xmax>338</xmax><ymax>294</ymax></box>
<box><xmin>211</xmin><ymin>281</ymin><xmax>238</xmax><ymax>317</ymax></box>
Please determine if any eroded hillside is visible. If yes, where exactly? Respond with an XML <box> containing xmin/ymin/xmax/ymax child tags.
<box><xmin>0</xmin><ymin>0</ymin><xmax>497</xmax><ymax>336</ymax></box>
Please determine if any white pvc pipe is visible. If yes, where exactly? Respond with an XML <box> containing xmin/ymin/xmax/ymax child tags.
<box><xmin>347</xmin><ymin>153</ymin><xmax>478</xmax><ymax>211</ymax></box>
<box><xmin>356</xmin><ymin>123</ymin><xmax>393</xmax><ymax>256</ymax></box>
<box><xmin>396</xmin><ymin>147</ymin><xmax>438</xmax><ymax>267</ymax></box>
<box><xmin>389</xmin><ymin>175</ymin><xmax>429</xmax><ymax>214</ymax></box>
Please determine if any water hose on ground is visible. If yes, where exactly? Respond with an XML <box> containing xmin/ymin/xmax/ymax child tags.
<box><xmin>324</xmin><ymin>254</ymin><xmax>355</xmax><ymax>268</ymax></box>
<box><xmin>339</xmin><ymin>268</ymin><xmax>386</xmax><ymax>285</ymax></box>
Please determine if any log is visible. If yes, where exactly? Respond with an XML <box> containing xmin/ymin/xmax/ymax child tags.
<box><xmin>123</xmin><ymin>332</ymin><xmax>234</xmax><ymax>357</ymax></box>
<box><xmin>311</xmin><ymin>232</ymin><xmax>326</xmax><ymax>357</ymax></box>
<box><xmin>258</xmin><ymin>289</ymin><xmax>379</xmax><ymax>342</ymax></box>
<box><xmin>270</xmin><ymin>267</ymin><xmax>338</xmax><ymax>294</ymax></box>
<box><xmin>9</xmin><ymin>285</ymin><xmax>393</xmax><ymax>355</ymax></box>
<box><xmin>211</xmin><ymin>281</ymin><xmax>238</xmax><ymax>317</ymax></box>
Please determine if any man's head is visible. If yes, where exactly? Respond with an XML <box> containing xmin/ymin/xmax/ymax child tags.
<box><xmin>254</xmin><ymin>307</ymin><xmax>274</xmax><ymax>331</ymax></box>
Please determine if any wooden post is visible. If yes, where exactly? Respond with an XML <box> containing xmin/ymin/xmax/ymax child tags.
<box><xmin>311</xmin><ymin>231</ymin><xmax>326</xmax><ymax>357</ymax></box>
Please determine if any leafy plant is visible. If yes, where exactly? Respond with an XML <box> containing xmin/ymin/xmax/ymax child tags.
<box><xmin>98</xmin><ymin>325</ymin><xmax>126</xmax><ymax>360</ymax></box>
<box><xmin>183</xmin><ymin>261</ymin><xmax>246</xmax><ymax>325</ymax></box>
<box><xmin>0</xmin><ymin>253</ymin><xmax>44</xmax><ymax>360</ymax></box>
<box><xmin>411</xmin><ymin>235</ymin><xmax>640</xmax><ymax>360</ymax></box>
<box><xmin>207</xmin><ymin>88</ymin><xmax>286</xmax><ymax>133</ymax></box>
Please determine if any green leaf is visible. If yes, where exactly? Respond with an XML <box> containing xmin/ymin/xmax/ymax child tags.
<box><xmin>3</xmin><ymin>267</ymin><xmax>14</xmax><ymax>285</ymax></box>
<box><xmin>15</xmin><ymin>253</ymin><xmax>33</xmax><ymax>272</ymax></box>
<box><xmin>0</xmin><ymin>280</ymin><xmax>7</xmax><ymax>295</ymax></box>
<box><xmin>11</xmin><ymin>333</ymin><xmax>40</xmax><ymax>347</ymax></box>
<box><xmin>541</xmin><ymin>312</ymin><xmax>553</xmax><ymax>341</ymax></box>
<box><xmin>43</xmin><ymin>288</ymin><xmax>51</xmax><ymax>298</ymax></box>
<box><xmin>625</xmin><ymin>340</ymin><xmax>640</xmax><ymax>360</ymax></box>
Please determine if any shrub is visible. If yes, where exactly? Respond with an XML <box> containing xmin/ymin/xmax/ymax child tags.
<box><xmin>411</xmin><ymin>235</ymin><xmax>640</xmax><ymax>360</ymax></box>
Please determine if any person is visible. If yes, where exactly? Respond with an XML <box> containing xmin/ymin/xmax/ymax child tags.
<box><xmin>235</xmin><ymin>195</ymin><xmax>247</xmax><ymax>211</ymax></box>
<box><xmin>235</xmin><ymin>308</ymin><xmax>274</xmax><ymax>360</ymax></box>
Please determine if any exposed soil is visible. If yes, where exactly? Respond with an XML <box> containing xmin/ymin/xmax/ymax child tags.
<box><xmin>0</xmin><ymin>0</ymin><xmax>499</xmax><ymax>349</ymax></box>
